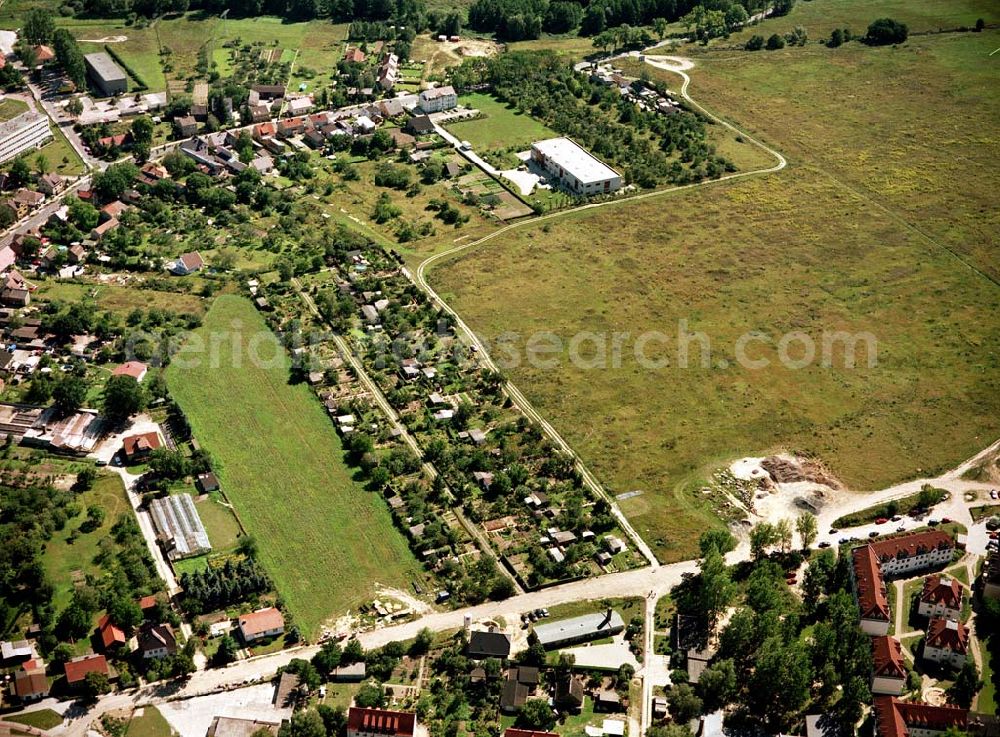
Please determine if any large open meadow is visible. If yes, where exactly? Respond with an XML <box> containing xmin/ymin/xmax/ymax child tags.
<box><xmin>429</xmin><ymin>30</ymin><xmax>1000</xmax><ymax>562</ymax></box>
<box><xmin>166</xmin><ymin>295</ymin><xmax>422</xmax><ymax>636</ymax></box>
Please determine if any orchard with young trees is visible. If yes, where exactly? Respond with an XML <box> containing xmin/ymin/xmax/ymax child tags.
<box><xmin>450</xmin><ymin>51</ymin><xmax>732</xmax><ymax>189</ymax></box>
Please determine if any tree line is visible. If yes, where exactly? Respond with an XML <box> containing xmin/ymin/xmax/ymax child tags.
<box><xmin>179</xmin><ymin>555</ymin><xmax>272</xmax><ymax>614</ymax></box>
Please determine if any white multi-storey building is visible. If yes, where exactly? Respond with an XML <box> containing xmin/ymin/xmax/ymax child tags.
<box><xmin>418</xmin><ymin>85</ymin><xmax>457</xmax><ymax>113</ymax></box>
<box><xmin>0</xmin><ymin>112</ymin><xmax>52</xmax><ymax>164</ymax></box>
<box><xmin>530</xmin><ymin>137</ymin><xmax>622</xmax><ymax>197</ymax></box>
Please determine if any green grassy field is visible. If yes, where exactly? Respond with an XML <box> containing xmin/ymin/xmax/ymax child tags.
<box><xmin>704</xmin><ymin>0</ymin><xmax>1000</xmax><ymax>50</ymax></box>
<box><xmin>445</xmin><ymin>93</ymin><xmax>558</xmax><ymax>152</ymax></box>
<box><xmin>125</xmin><ymin>706</ymin><xmax>174</xmax><ymax>737</ymax></box>
<box><xmin>6</xmin><ymin>709</ymin><xmax>63</xmax><ymax>730</ymax></box>
<box><xmin>196</xmin><ymin>493</ymin><xmax>242</xmax><ymax>551</ymax></box>
<box><xmin>166</xmin><ymin>295</ymin><xmax>423</xmax><ymax>636</ymax></box>
<box><xmin>33</xmin><ymin>280</ymin><xmax>207</xmax><ymax>316</ymax></box>
<box><xmin>47</xmin><ymin>15</ymin><xmax>349</xmax><ymax>94</ymax></box>
<box><xmin>430</xmin><ymin>31</ymin><xmax>1000</xmax><ymax>563</ymax></box>
<box><xmin>43</xmin><ymin>473</ymin><xmax>130</xmax><ymax>611</ymax></box>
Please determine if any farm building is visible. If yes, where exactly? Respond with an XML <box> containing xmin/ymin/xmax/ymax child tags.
<box><xmin>532</xmin><ymin>609</ymin><xmax>624</xmax><ymax>649</ymax></box>
<box><xmin>84</xmin><ymin>52</ymin><xmax>128</xmax><ymax>96</ymax></box>
<box><xmin>0</xmin><ymin>111</ymin><xmax>52</xmax><ymax>165</ymax></box>
<box><xmin>148</xmin><ymin>493</ymin><xmax>212</xmax><ymax>560</ymax></box>
<box><xmin>530</xmin><ymin>137</ymin><xmax>622</xmax><ymax>197</ymax></box>
<box><xmin>22</xmin><ymin>407</ymin><xmax>104</xmax><ymax>454</ymax></box>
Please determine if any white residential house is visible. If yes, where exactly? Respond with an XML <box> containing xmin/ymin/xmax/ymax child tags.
<box><xmin>418</xmin><ymin>86</ymin><xmax>457</xmax><ymax>114</ymax></box>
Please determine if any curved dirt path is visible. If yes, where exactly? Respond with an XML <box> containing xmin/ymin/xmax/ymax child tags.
<box><xmin>413</xmin><ymin>55</ymin><xmax>786</xmax><ymax>572</ymax></box>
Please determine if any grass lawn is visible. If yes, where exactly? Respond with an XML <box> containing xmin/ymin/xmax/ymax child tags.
<box><xmin>196</xmin><ymin>493</ymin><xmax>242</xmax><ymax>552</ymax></box>
<box><xmin>971</xmin><ymin>504</ymin><xmax>1000</xmax><ymax>522</ymax></box>
<box><xmin>0</xmin><ymin>98</ymin><xmax>28</xmax><ymax>121</ymax></box>
<box><xmin>445</xmin><ymin>93</ymin><xmax>557</xmax><ymax>152</ymax></box>
<box><xmin>430</xmin><ymin>32</ymin><xmax>1000</xmax><ymax>563</ymax></box>
<box><xmin>126</xmin><ymin>706</ymin><xmax>174</xmax><ymax>737</ymax></box>
<box><xmin>43</xmin><ymin>473</ymin><xmax>129</xmax><ymax>612</ymax></box>
<box><xmin>6</xmin><ymin>710</ymin><xmax>63</xmax><ymax>730</ymax></box>
<box><xmin>166</xmin><ymin>295</ymin><xmax>423</xmax><ymax>636</ymax></box>
<box><xmin>557</xmin><ymin>695</ymin><xmax>597</xmax><ymax>737</ymax></box>
<box><xmin>979</xmin><ymin>633</ymin><xmax>997</xmax><ymax>714</ymax></box>
<box><xmin>320</xmin><ymin>682</ymin><xmax>362</xmax><ymax>709</ymax></box>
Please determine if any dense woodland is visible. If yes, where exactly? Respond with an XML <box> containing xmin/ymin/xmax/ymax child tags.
<box><xmin>451</xmin><ymin>51</ymin><xmax>732</xmax><ymax>187</ymax></box>
<box><xmin>52</xmin><ymin>0</ymin><xmax>795</xmax><ymax>42</ymax></box>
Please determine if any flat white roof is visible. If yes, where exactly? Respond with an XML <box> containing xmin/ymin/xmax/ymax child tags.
<box><xmin>532</xmin><ymin>137</ymin><xmax>620</xmax><ymax>184</ymax></box>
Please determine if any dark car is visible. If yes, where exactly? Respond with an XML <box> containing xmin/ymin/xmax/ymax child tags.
<box><xmin>818</xmin><ymin>541</ymin><xmax>831</xmax><ymax>548</ymax></box>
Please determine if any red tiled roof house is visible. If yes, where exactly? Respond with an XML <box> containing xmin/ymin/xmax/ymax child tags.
<box><xmin>64</xmin><ymin>653</ymin><xmax>110</xmax><ymax>688</ymax></box>
<box><xmin>237</xmin><ymin>607</ymin><xmax>284</xmax><ymax>644</ymax></box>
<box><xmin>918</xmin><ymin>574</ymin><xmax>963</xmax><ymax>621</ymax></box>
<box><xmin>346</xmin><ymin>707</ymin><xmax>416</xmax><ymax>737</ymax></box>
<box><xmin>112</xmin><ymin>361</ymin><xmax>148</xmax><ymax>382</ymax></box>
<box><xmin>97</xmin><ymin>614</ymin><xmax>126</xmax><ymax>651</ymax></box>
<box><xmin>923</xmin><ymin>617</ymin><xmax>969</xmax><ymax>670</ymax></box>
<box><xmin>13</xmin><ymin>659</ymin><xmax>49</xmax><ymax>702</ymax></box>
<box><xmin>122</xmin><ymin>431</ymin><xmax>163</xmax><ymax>462</ymax></box>
<box><xmin>873</xmin><ymin>696</ymin><xmax>966</xmax><ymax>737</ymax></box>
<box><xmin>871</xmin><ymin>635</ymin><xmax>906</xmax><ymax>696</ymax></box>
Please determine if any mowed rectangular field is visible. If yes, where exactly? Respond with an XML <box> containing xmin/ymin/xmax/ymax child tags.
<box><xmin>166</xmin><ymin>295</ymin><xmax>421</xmax><ymax>635</ymax></box>
<box><xmin>445</xmin><ymin>93</ymin><xmax>558</xmax><ymax>152</ymax></box>
<box><xmin>430</xmin><ymin>32</ymin><xmax>1000</xmax><ymax>563</ymax></box>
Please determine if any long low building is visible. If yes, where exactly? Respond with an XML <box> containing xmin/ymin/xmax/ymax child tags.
<box><xmin>530</xmin><ymin>137</ymin><xmax>622</xmax><ymax>197</ymax></box>
<box><xmin>148</xmin><ymin>493</ymin><xmax>211</xmax><ymax>559</ymax></box>
<box><xmin>85</xmin><ymin>52</ymin><xmax>128</xmax><ymax>96</ymax></box>
<box><xmin>532</xmin><ymin>609</ymin><xmax>624</xmax><ymax>649</ymax></box>
<box><xmin>0</xmin><ymin>111</ymin><xmax>52</xmax><ymax>165</ymax></box>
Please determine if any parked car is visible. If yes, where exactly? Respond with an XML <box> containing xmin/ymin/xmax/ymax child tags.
<box><xmin>829</xmin><ymin>528</ymin><xmax>839</xmax><ymax>535</ymax></box>
<box><xmin>941</xmin><ymin>517</ymin><xmax>951</xmax><ymax>524</ymax></box>
<box><xmin>897</xmin><ymin>525</ymin><xmax>906</xmax><ymax>532</ymax></box>
<box><xmin>876</xmin><ymin>517</ymin><xmax>888</xmax><ymax>524</ymax></box>
<box><xmin>818</xmin><ymin>541</ymin><xmax>831</xmax><ymax>548</ymax></box>
<box><xmin>990</xmin><ymin>489</ymin><xmax>998</xmax><ymax>500</ymax></box>
<box><xmin>891</xmin><ymin>515</ymin><xmax>902</xmax><ymax>522</ymax></box>
<box><xmin>928</xmin><ymin>519</ymin><xmax>940</xmax><ymax>526</ymax></box>
<box><xmin>869</xmin><ymin>531</ymin><xmax>879</xmax><ymax>538</ymax></box>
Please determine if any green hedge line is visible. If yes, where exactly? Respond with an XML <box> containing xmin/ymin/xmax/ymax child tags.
<box><xmin>104</xmin><ymin>44</ymin><xmax>148</xmax><ymax>93</ymax></box>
